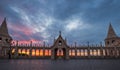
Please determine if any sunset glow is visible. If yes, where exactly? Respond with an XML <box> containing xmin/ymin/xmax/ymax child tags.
<box><xmin>0</xmin><ymin>0</ymin><xmax>120</xmax><ymax>44</ymax></box>
<box><xmin>0</xmin><ymin>1</ymin><xmax>120</xmax><ymax>70</ymax></box>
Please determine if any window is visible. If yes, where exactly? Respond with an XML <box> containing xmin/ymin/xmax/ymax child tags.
<box><xmin>112</xmin><ymin>40</ymin><xmax>115</xmax><ymax>43</ymax></box>
<box><xmin>6</xmin><ymin>39</ymin><xmax>9</xmax><ymax>43</ymax></box>
<box><xmin>59</xmin><ymin>41</ymin><xmax>62</xmax><ymax>45</ymax></box>
<box><xmin>0</xmin><ymin>37</ymin><xmax>2</xmax><ymax>41</ymax></box>
<box><xmin>107</xmin><ymin>41</ymin><xmax>109</xmax><ymax>45</ymax></box>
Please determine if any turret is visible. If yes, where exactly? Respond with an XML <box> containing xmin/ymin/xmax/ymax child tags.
<box><xmin>0</xmin><ymin>18</ymin><xmax>12</xmax><ymax>46</ymax></box>
<box><xmin>105</xmin><ymin>23</ymin><xmax>120</xmax><ymax>47</ymax></box>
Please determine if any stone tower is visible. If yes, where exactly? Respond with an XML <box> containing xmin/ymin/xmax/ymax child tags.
<box><xmin>0</xmin><ymin>18</ymin><xmax>12</xmax><ymax>56</ymax></box>
<box><xmin>105</xmin><ymin>23</ymin><xmax>120</xmax><ymax>47</ymax></box>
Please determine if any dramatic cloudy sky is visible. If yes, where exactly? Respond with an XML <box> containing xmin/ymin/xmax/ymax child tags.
<box><xmin>0</xmin><ymin>0</ymin><xmax>120</xmax><ymax>45</ymax></box>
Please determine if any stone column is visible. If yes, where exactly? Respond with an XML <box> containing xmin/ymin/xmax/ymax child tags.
<box><xmin>43</xmin><ymin>48</ymin><xmax>45</xmax><ymax>58</ymax></box>
<box><xmin>48</xmin><ymin>50</ymin><xmax>50</xmax><ymax>56</ymax></box>
<box><xmin>100</xmin><ymin>46</ymin><xmax>103</xmax><ymax>58</ymax></box>
<box><xmin>51</xmin><ymin>49</ymin><xmax>55</xmax><ymax>59</ymax></box>
<box><xmin>15</xmin><ymin>41</ymin><xmax>18</xmax><ymax>58</ymax></box>
<box><xmin>21</xmin><ymin>49</ymin><xmax>22</xmax><ymax>54</ymax></box>
<box><xmin>66</xmin><ymin>49</ymin><xmax>69</xmax><ymax>59</ymax></box>
<box><xmin>83</xmin><ymin>49</ymin><xmax>85</xmax><ymax>57</ymax></box>
<box><xmin>35</xmin><ymin>49</ymin><xmax>36</xmax><ymax>57</ymax></box>
<box><xmin>91</xmin><ymin>49</ymin><xmax>93</xmax><ymax>56</ymax></box>
<box><xmin>74</xmin><ymin>42</ymin><xmax>77</xmax><ymax>58</ymax></box>
<box><xmin>88</xmin><ymin>47</ymin><xmax>90</xmax><ymax>58</ymax></box>
<box><xmin>87</xmin><ymin>42</ymin><xmax>90</xmax><ymax>58</ymax></box>
<box><xmin>95</xmin><ymin>49</ymin><xmax>97</xmax><ymax>56</ymax></box>
<box><xmin>43</xmin><ymin>42</ymin><xmax>45</xmax><ymax>58</ymax></box>
<box><xmin>114</xmin><ymin>47</ymin><xmax>117</xmax><ymax>58</ymax></box>
<box><xmin>25</xmin><ymin>49</ymin><xmax>27</xmax><ymax>57</ymax></box>
<box><xmin>105</xmin><ymin>48</ymin><xmax>108</xmax><ymax>57</ymax></box>
<box><xmin>75</xmin><ymin>49</ymin><xmax>77</xmax><ymax>58</ymax></box>
<box><xmin>29</xmin><ymin>41</ymin><xmax>32</xmax><ymax>58</ymax></box>
<box><xmin>119</xmin><ymin>48</ymin><xmax>120</xmax><ymax>57</ymax></box>
<box><xmin>38</xmin><ymin>49</ymin><xmax>40</xmax><ymax>57</ymax></box>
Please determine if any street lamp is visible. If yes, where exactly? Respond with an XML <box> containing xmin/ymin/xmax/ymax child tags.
<box><xmin>7</xmin><ymin>39</ymin><xmax>12</xmax><ymax>59</ymax></box>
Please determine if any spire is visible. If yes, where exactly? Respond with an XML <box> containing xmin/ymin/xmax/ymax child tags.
<box><xmin>54</xmin><ymin>36</ymin><xmax>56</xmax><ymax>42</ymax></box>
<box><xmin>59</xmin><ymin>31</ymin><xmax>61</xmax><ymax>36</ymax></box>
<box><xmin>106</xmin><ymin>23</ymin><xmax>117</xmax><ymax>39</ymax></box>
<box><xmin>58</xmin><ymin>31</ymin><xmax>63</xmax><ymax>40</ymax></box>
<box><xmin>0</xmin><ymin>18</ymin><xmax>10</xmax><ymax>37</ymax></box>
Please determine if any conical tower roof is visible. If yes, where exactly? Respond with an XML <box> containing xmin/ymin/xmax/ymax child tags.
<box><xmin>0</xmin><ymin>18</ymin><xmax>11</xmax><ymax>37</ymax></box>
<box><xmin>106</xmin><ymin>23</ymin><xmax>117</xmax><ymax>39</ymax></box>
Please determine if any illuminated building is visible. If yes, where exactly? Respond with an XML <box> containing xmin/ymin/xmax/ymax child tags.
<box><xmin>0</xmin><ymin>18</ymin><xmax>120</xmax><ymax>59</ymax></box>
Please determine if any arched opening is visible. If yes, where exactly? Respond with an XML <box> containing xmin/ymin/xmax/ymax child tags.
<box><xmin>54</xmin><ymin>48</ymin><xmax>66</xmax><ymax>59</ymax></box>
<box><xmin>59</xmin><ymin>41</ymin><xmax>62</xmax><ymax>46</ymax></box>
<box><xmin>0</xmin><ymin>37</ymin><xmax>2</xmax><ymax>41</ymax></box>
<box><xmin>112</xmin><ymin>40</ymin><xmax>115</xmax><ymax>43</ymax></box>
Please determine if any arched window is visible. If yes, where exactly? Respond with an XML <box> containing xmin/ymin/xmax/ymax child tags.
<box><xmin>107</xmin><ymin>41</ymin><xmax>109</xmax><ymax>45</ymax></box>
<box><xmin>0</xmin><ymin>37</ymin><xmax>2</xmax><ymax>41</ymax></box>
<box><xmin>59</xmin><ymin>41</ymin><xmax>62</xmax><ymax>46</ymax></box>
<box><xmin>6</xmin><ymin>39</ymin><xmax>9</xmax><ymax>43</ymax></box>
<box><xmin>112</xmin><ymin>40</ymin><xmax>115</xmax><ymax>43</ymax></box>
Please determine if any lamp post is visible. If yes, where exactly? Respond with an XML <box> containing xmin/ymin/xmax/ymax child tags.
<box><xmin>8</xmin><ymin>39</ymin><xmax>12</xmax><ymax>59</ymax></box>
<box><xmin>8</xmin><ymin>44</ymin><xmax>11</xmax><ymax>59</ymax></box>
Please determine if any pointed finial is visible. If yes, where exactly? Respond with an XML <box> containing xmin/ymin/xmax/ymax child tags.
<box><xmin>3</xmin><ymin>17</ymin><xmax>6</xmax><ymax>21</ymax></box>
<box><xmin>30</xmin><ymin>41</ymin><xmax>32</xmax><ymax>46</ymax></box>
<box><xmin>75</xmin><ymin>42</ymin><xmax>77</xmax><ymax>47</ymax></box>
<box><xmin>54</xmin><ymin>37</ymin><xmax>55</xmax><ymax>42</ymax></box>
<box><xmin>109</xmin><ymin>22</ymin><xmax>112</xmax><ymax>28</ymax></box>
<box><xmin>100</xmin><ymin>41</ymin><xmax>102</xmax><ymax>46</ymax></box>
<box><xmin>87</xmin><ymin>41</ymin><xmax>89</xmax><ymax>47</ymax></box>
<box><xmin>43</xmin><ymin>41</ymin><xmax>46</xmax><ymax>47</ymax></box>
<box><xmin>2</xmin><ymin>17</ymin><xmax>7</xmax><ymax>25</ymax></box>
<box><xmin>16</xmin><ymin>40</ymin><xmax>18</xmax><ymax>46</ymax></box>
<box><xmin>59</xmin><ymin>31</ymin><xmax>61</xmax><ymax>36</ymax></box>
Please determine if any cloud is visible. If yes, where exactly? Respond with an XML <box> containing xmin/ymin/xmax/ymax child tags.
<box><xmin>65</xmin><ymin>17</ymin><xmax>91</xmax><ymax>32</ymax></box>
<box><xmin>9</xmin><ymin>6</ymin><xmax>56</xmax><ymax>42</ymax></box>
<box><xmin>0</xmin><ymin>0</ymin><xmax>120</xmax><ymax>45</ymax></box>
<box><xmin>66</xmin><ymin>19</ymin><xmax>80</xmax><ymax>31</ymax></box>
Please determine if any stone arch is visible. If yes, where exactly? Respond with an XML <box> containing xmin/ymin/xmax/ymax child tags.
<box><xmin>54</xmin><ymin>48</ymin><xmax>66</xmax><ymax>59</ymax></box>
